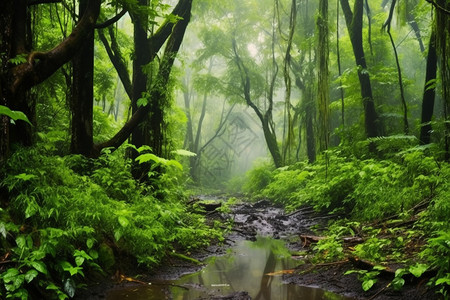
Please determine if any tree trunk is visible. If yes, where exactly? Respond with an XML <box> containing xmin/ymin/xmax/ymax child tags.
<box><xmin>70</xmin><ymin>0</ymin><xmax>94</xmax><ymax>156</ymax></box>
<box><xmin>305</xmin><ymin>95</ymin><xmax>316</xmax><ymax>164</ymax></box>
<box><xmin>130</xmin><ymin>0</ymin><xmax>151</xmax><ymax>155</ymax></box>
<box><xmin>317</xmin><ymin>0</ymin><xmax>330</xmax><ymax>152</ymax></box>
<box><xmin>340</xmin><ymin>0</ymin><xmax>379</xmax><ymax>139</ymax></box>
<box><xmin>420</xmin><ymin>30</ymin><xmax>437</xmax><ymax>144</ymax></box>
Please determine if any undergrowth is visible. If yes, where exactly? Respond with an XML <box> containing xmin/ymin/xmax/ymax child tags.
<box><xmin>244</xmin><ymin>141</ymin><xmax>449</xmax><ymax>297</ymax></box>
<box><xmin>0</xmin><ymin>143</ymin><xmax>222</xmax><ymax>299</ymax></box>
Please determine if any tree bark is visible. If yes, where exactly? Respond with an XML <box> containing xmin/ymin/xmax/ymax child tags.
<box><xmin>317</xmin><ymin>0</ymin><xmax>330</xmax><ymax>152</ymax></box>
<box><xmin>340</xmin><ymin>0</ymin><xmax>379</xmax><ymax>139</ymax></box>
<box><xmin>130</xmin><ymin>0</ymin><xmax>151</xmax><ymax>155</ymax></box>
<box><xmin>70</xmin><ymin>0</ymin><xmax>95</xmax><ymax>156</ymax></box>
<box><xmin>420</xmin><ymin>30</ymin><xmax>437</xmax><ymax>144</ymax></box>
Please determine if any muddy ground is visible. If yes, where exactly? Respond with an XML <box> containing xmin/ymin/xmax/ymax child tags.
<box><xmin>76</xmin><ymin>198</ymin><xmax>441</xmax><ymax>300</ymax></box>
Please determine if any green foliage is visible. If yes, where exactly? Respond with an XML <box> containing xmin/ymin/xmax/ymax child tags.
<box><xmin>313</xmin><ymin>236</ymin><xmax>344</xmax><ymax>262</ymax></box>
<box><xmin>0</xmin><ymin>144</ymin><xmax>222</xmax><ymax>298</ymax></box>
<box><xmin>345</xmin><ymin>266</ymin><xmax>386</xmax><ymax>291</ymax></box>
<box><xmin>243</xmin><ymin>141</ymin><xmax>449</xmax><ymax>295</ymax></box>
<box><xmin>242</xmin><ymin>161</ymin><xmax>275</xmax><ymax>195</ymax></box>
<box><xmin>0</xmin><ymin>105</ymin><xmax>32</xmax><ymax>126</ymax></box>
<box><xmin>420</xmin><ymin>230</ymin><xmax>450</xmax><ymax>296</ymax></box>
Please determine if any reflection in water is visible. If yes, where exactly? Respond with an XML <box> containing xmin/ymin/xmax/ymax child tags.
<box><xmin>106</xmin><ymin>237</ymin><xmax>352</xmax><ymax>300</ymax></box>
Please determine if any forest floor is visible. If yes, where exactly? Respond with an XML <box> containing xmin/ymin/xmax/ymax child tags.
<box><xmin>77</xmin><ymin>197</ymin><xmax>441</xmax><ymax>300</ymax></box>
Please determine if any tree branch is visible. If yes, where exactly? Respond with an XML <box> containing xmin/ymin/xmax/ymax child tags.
<box><xmin>426</xmin><ymin>0</ymin><xmax>450</xmax><ymax>15</ymax></box>
<box><xmin>11</xmin><ymin>0</ymin><xmax>101</xmax><ymax>93</ymax></box>
<box><xmin>231</xmin><ymin>37</ymin><xmax>264</xmax><ymax>123</ymax></box>
<box><xmin>97</xmin><ymin>27</ymin><xmax>133</xmax><ymax>99</ymax></box>
<box><xmin>95</xmin><ymin>9</ymin><xmax>127</xmax><ymax>29</ymax></box>
<box><xmin>146</xmin><ymin>0</ymin><xmax>191</xmax><ymax>63</ymax></box>
<box><xmin>93</xmin><ymin>0</ymin><xmax>193</xmax><ymax>154</ymax></box>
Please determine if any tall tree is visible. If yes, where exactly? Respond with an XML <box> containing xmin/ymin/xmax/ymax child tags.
<box><xmin>340</xmin><ymin>0</ymin><xmax>380</xmax><ymax>139</ymax></box>
<box><xmin>70</xmin><ymin>0</ymin><xmax>95</xmax><ymax>156</ymax></box>
<box><xmin>0</xmin><ymin>0</ymin><xmax>101</xmax><ymax>163</ymax></box>
<box><xmin>434</xmin><ymin>0</ymin><xmax>450</xmax><ymax>159</ymax></box>
<box><xmin>232</xmin><ymin>34</ymin><xmax>283</xmax><ymax>168</ymax></box>
<box><xmin>382</xmin><ymin>0</ymin><xmax>409</xmax><ymax>135</ymax></box>
<box><xmin>419</xmin><ymin>29</ymin><xmax>437</xmax><ymax>145</ymax></box>
<box><xmin>316</xmin><ymin>0</ymin><xmax>330</xmax><ymax>152</ymax></box>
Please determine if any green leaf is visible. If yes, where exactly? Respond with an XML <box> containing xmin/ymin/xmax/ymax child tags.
<box><xmin>14</xmin><ymin>173</ymin><xmax>37</xmax><ymax>181</ymax></box>
<box><xmin>88</xmin><ymin>249</ymin><xmax>99</xmax><ymax>260</ymax></box>
<box><xmin>46</xmin><ymin>283</ymin><xmax>60</xmax><ymax>290</ymax></box>
<box><xmin>362</xmin><ymin>279</ymin><xmax>376</xmax><ymax>291</ymax></box>
<box><xmin>171</xmin><ymin>149</ymin><xmax>197</xmax><ymax>157</ymax></box>
<box><xmin>408</xmin><ymin>263</ymin><xmax>428</xmax><ymax>278</ymax></box>
<box><xmin>25</xmin><ymin>200</ymin><xmax>39</xmax><ymax>219</ymax></box>
<box><xmin>0</xmin><ymin>105</ymin><xmax>32</xmax><ymax>125</ymax></box>
<box><xmin>136</xmin><ymin>97</ymin><xmax>148</xmax><ymax>107</ymax></box>
<box><xmin>135</xmin><ymin>153</ymin><xmax>161</xmax><ymax>164</ymax></box>
<box><xmin>86</xmin><ymin>238</ymin><xmax>95</xmax><ymax>249</ymax></box>
<box><xmin>166</xmin><ymin>160</ymin><xmax>183</xmax><ymax>170</ymax></box>
<box><xmin>344</xmin><ymin>269</ymin><xmax>359</xmax><ymax>275</ymax></box>
<box><xmin>3</xmin><ymin>269</ymin><xmax>24</xmax><ymax>292</ymax></box>
<box><xmin>15</xmin><ymin>235</ymin><xmax>26</xmax><ymax>249</ymax></box>
<box><xmin>114</xmin><ymin>229</ymin><xmax>122</xmax><ymax>241</ymax></box>
<box><xmin>3</xmin><ymin>268</ymin><xmax>20</xmax><ymax>281</ymax></box>
<box><xmin>435</xmin><ymin>277</ymin><xmax>450</xmax><ymax>285</ymax></box>
<box><xmin>118</xmin><ymin>216</ymin><xmax>129</xmax><ymax>227</ymax></box>
<box><xmin>11</xmin><ymin>288</ymin><xmax>28</xmax><ymax>300</ymax></box>
<box><xmin>8</xmin><ymin>54</ymin><xmax>27</xmax><ymax>65</ymax></box>
<box><xmin>30</xmin><ymin>261</ymin><xmax>48</xmax><ymax>275</ymax></box>
<box><xmin>373</xmin><ymin>265</ymin><xmax>387</xmax><ymax>271</ymax></box>
<box><xmin>75</xmin><ymin>256</ymin><xmax>85</xmax><ymax>267</ymax></box>
<box><xmin>392</xmin><ymin>277</ymin><xmax>405</xmax><ymax>290</ymax></box>
<box><xmin>24</xmin><ymin>269</ymin><xmax>38</xmax><ymax>283</ymax></box>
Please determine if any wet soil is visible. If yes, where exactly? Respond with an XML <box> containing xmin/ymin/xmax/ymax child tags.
<box><xmin>76</xmin><ymin>197</ymin><xmax>441</xmax><ymax>300</ymax></box>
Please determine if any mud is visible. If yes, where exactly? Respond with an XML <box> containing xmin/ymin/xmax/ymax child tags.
<box><xmin>76</xmin><ymin>198</ymin><xmax>441</xmax><ymax>300</ymax></box>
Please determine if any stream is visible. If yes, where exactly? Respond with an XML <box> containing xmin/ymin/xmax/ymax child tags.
<box><xmin>106</xmin><ymin>237</ymin><xmax>352</xmax><ymax>300</ymax></box>
<box><xmin>104</xmin><ymin>198</ymin><xmax>354</xmax><ymax>300</ymax></box>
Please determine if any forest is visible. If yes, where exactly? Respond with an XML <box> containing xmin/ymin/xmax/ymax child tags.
<box><xmin>0</xmin><ymin>0</ymin><xmax>449</xmax><ymax>299</ymax></box>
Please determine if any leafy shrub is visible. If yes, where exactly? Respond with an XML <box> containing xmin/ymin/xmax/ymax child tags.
<box><xmin>0</xmin><ymin>144</ymin><xmax>222</xmax><ymax>298</ymax></box>
<box><xmin>242</xmin><ymin>161</ymin><xmax>275</xmax><ymax>196</ymax></box>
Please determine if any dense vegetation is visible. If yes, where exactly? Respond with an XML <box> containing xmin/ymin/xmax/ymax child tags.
<box><xmin>243</xmin><ymin>141</ymin><xmax>449</xmax><ymax>295</ymax></box>
<box><xmin>1</xmin><ymin>0</ymin><xmax>449</xmax><ymax>299</ymax></box>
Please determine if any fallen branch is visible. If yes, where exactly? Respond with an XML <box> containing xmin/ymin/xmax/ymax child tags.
<box><xmin>368</xmin><ymin>282</ymin><xmax>391</xmax><ymax>300</ymax></box>
<box><xmin>170</xmin><ymin>252</ymin><xmax>203</xmax><ymax>265</ymax></box>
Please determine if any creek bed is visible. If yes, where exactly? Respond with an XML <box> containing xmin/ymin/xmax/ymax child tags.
<box><xmin>106</xmin><ymin>236</ymin><xmax>352</xmax><ymax>300</ymax></box>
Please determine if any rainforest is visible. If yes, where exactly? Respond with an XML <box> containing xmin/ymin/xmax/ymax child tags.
<box><xmin>0</xmin><ymin>0</ymin><xmax>449</xmax><ymax>299</ymax></box>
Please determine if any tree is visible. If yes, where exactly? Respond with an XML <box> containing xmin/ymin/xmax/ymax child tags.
<box><xmin>316</xmin><ymin>0</ymin><xmax>330</xmax><ymax>152</ymax></box>
<box><xmin>232</xmin><ymin>34</ymin><xmax>283</xmax><ymax>168</ymax></box>
<box><xmin>339</xmin><ymin>0</ymin><xmax>380</xmax><ymax>139</ymax></box>
<box><xmin>0</xmin><ymin>0</ymin><xmax>101</xmax><ymax>163</ymax></box>
<box><xmin>419</xmin><ymin>30</ymin><xmax>437</xmax><ymax>145</ymax></box>
<box><xmin>382</xmin><ymin>0</ymin><xmax>409</xmax><ymax>135</ymax></box>
<box><xmin>93</xmin><ymin>0</ymin><xmax>193</xmax><ymax>156</ymax></box>
<box><xmin>70</xmin><ymin>0</ymin><xmax>96</xmax><ymax>156</ymax></box>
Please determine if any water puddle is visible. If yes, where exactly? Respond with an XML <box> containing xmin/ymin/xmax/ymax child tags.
<box><xmin>106</xmin><ymin>237</ymin><xmax>352</xmax><ymax>299</ymax></box>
